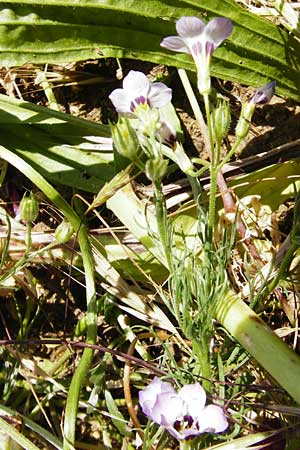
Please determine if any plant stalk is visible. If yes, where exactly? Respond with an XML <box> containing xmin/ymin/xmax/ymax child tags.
<box><xmin>216</xmin><ymin>288</ymin><xmax>300</xmax><ymax>403</ymax></box>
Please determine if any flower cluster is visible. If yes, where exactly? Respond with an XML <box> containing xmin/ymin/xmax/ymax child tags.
<box><xmin>139</xmin><ymin>377</ymin><xmax>228</xmax><ymax>441</ymax></box>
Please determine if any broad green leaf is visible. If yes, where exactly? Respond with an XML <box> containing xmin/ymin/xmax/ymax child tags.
<box><xmin>0</xmin><ymin>1</ymin><xmax>300</xmax><ymax>99</ymax></box>
<box><xmin>0</xmin><ymin>93</ymin><xmax>114</xmax><ymax>191</ymax></box>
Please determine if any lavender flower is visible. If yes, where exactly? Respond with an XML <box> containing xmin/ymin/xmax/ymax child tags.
<box><xmin>161</xmin><ymin>16</ymin><xmax>233</xmax><ymax>94</ymax></box>
<box><xmin>109</xmin><ymin>70</ymin><xmax>172</xmax><ymax>116</ymax></box>
<box><xmin>139</xmin><ymin>377</ymin><xmax>228</xmax><ymax>441</ymax></box>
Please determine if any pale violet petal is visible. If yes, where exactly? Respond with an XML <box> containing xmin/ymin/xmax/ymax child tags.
<box><xmin>123</xmin><ymin>70</ymin><xmax>150</xmax><ymax>96</ymax></box>
<box><xmin>176</xmin><ymin>16</ymin><xmax>205</xmax><ymax>38</ymax></box>
<box><xmin>152</xmin><ymin>391</ymin><xmax>184</xmax><ymax>427</ymax></box>
<box><xmin>109</xmin><ymin>88</ymin><xmax>131</xmax><ymax>113</ymax></box>
<box><xmin>139</xmin><ymin>377</ymin><xmax>175</xmax><ymax>421</ymax></box>
<box><xmin>178</xmin><ymin>383</ymin><xmax>206</xmax><ymax>417</ymax></box>
<box><xmin>160</xmin><ymin>36</ymin><xmax>190</xmax><ymax>54</ymax></box>
<box><xmin>148</xmin><ymin>82</ymin><xmax>172</xmax><ymax>108</ymax></box>
<box><xmin>203</xmin><ymin>18</ymin><xmax>233</xmax><ymax>50</ymax></box>
<box><xmin>197</xmin><ymin>404</ymin><xmax>228</xmax><ymax>433</ymax></box>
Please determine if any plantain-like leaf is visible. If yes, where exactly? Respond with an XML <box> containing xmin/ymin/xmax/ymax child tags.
<box><xmin>0</xmin><ymin>1</ymin><xmax>300</xmax><ymax>99</ymax></box>
<box><xmin>0</xmin><ymin>93</ymin><xmax>114</xmax><ymax>191</ymax></box>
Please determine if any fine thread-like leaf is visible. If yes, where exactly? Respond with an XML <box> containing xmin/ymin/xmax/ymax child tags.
<box><xmin>0</xmin><ymin>1</ymin><xmax>299</xmax><ymax>98</ymax></box>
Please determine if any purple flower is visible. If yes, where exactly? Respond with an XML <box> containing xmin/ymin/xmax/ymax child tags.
<box><xmin>139</xmin><ymin>377</ymin><xmax>228</xmax><ymax>441</ymax></box>
<box><xmin>251</xmin><ymin>81</ymin><xmax>276</xmax><ymax>105</ymax></box>
<box><xmin>109</xmin><ymin>70</ymin><xmax>172</xmax><ymax>115</ymax></box>
<box><xmin>161</xmin><ymin>16</ymin><xmax>233</xmax><ymax>94</ymax></box>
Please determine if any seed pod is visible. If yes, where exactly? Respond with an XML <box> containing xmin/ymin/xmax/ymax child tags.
<box><xmin>19</xmin><ymin>192</ymin><xmax>39</xmax><ymax>223</ymax></box>
<box><xmin>55</xmin><ymin>220</ymin><xmax>74</xmax><ymax>244</ymax></box>
<box><xmin>110</xmin><ymin>116</ymin><xmax>139</xmax><ymax>161</ymax></box>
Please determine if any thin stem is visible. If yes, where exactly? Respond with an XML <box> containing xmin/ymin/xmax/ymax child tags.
<box><xmin>177</xmin><ymin>68</ymin><xmax>209</xmax><ymax>150</ymax></box>
<box><xmin>154</xmin><ymin>180</ymin><xmax>172</xmax><ymax>272</ymax></box>
<box><xmin>219</xmin><ymin>135</ymin><xmax>243</xmax><ymax>169</ymax></box>
<box><xmin>203</xmin><ymin>93</ymin><xmax>218</xmax><ymax>237</ymax></box>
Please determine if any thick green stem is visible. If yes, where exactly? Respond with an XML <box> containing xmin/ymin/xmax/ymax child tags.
<box><xmin>193</xmin><ymin>340</ymin><xmax>211</xmax><ymax>393</ymax></box>
<box><xmin>0</xmin><ymin>147</ymin><xmax>97</xmax><ymax>449</ymax></box>
<box><xmin>216</xmin><ymin>289</ymin><xmax>300</xmax><ymax>403</ymax></box>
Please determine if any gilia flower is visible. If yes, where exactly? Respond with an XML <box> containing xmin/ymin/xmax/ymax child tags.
<box><xmin>139</xmin><ymin>377</ymin><xmax>228</xmax><ymax>441</ymax></box>
<box><xmin>109</xmin><ymin>70</ymin><xmax>172</xmax><ymax>116</ymax></box>
<box><xmin>161</xmin><ymin>16</ymin><xmax>233</xmax><ymax>94</ymax></box>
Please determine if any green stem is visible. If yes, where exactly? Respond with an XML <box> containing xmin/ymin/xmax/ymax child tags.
<box><xmin>193</xmin><ymin>340</ymin><xmax>211</xmax><ymax>393</ymax></box>
<box><xmin>177</xmin><ymin>68</ymin><xmax>209</xmax><ymax>150</ymax></box>
<box><xmin>154</xmin><ymin>180</ymin><xmax>172</xmax><ymax>272</ymax></box>
<box><xmin>218</xmin><ymin>135</ymin><xmax>243</xmax><ymax>169</ymax></box>
<box><xmin>216</xmin><ymin>288</ymin><xmax>300</xmax><ymax>403</ymax></box>
<box><xmin>0</xmin><ymin>146</ymin><xmax>97</xmax><ymax>449</ymax></box>
<box><xmin>203</xmin><ymin>94</ymin><xmax>218</xmax><ymax>238</ymax></box>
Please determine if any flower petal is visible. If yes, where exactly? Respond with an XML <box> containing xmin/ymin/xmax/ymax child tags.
<box><xmin>148</xmin><ymin>82</ymin><xmax>172</xmax><ymax>108</ymax></box>
<box><xmin>203</xmin><ymin>17</ymin><xmax>233</xmax><ymax>51</ymax></box>
<box><xmin>152</xmin><ymin>391</ymin><xmax>184</xmax><ymax>426</ymax></box>
<box><xmin>177</xmin><ymin>382</ymin><xmax>206</xmax><ymax>417</ymax></box>
<box><xmin>160</xmin><ymin>36</ymin><xmax>190</xmax><ymax>54</ymax></box>
<box><xmin>109</xmin><ymin>88</ymin><xmax>131</xmax><ymax>114</ymax></box>
<box><xmin>176</xmin><ymin>16</ymin><xmax>205</xmax><ymax>38</ymax></box>
<box><xmin>139</xmin><ymin>377</ymin><xmax>175</xmax><ymax>421</ymax></box>
<box><xmin>197</xmin><ymin>404</ymin><xmax>228</xmax><ymax>433</ymax></box>
<box><xmin>123</xmin><ymin>70</ymin><xmax>150</xmax><ymax>96</ymax></box>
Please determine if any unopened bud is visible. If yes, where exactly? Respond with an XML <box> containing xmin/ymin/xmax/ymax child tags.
<box><xmin>19</xmin><ymin>192</ymin><xmax>39</xmax><ymax>223</ymax></box>
<box><xmin>235</xmin><ymin>101</ymin><xmax>255</xmax><ymax>139</ymax></box>
<box><xmin>251</xmin><ymin>81</ymin><xmax>276</xmax><ymax>105</ymax></box>
<box><xmin>110</xmin><ymin>117</ymin><xmax>139</xmax><ymax>161</ymax></box>
<box><xmin>55</xmin><ymin>220</ymin><xmax>74</xmax><ymax>243</ymax></box>
<box><xmin>212</xmin><ymin>98</ymin><xmax>231</xmax><ymax>145</ymax></box>
<box><xmin>145</xmin><ymin>156</ymin><xmax>168</xmax><ymax>183</ymax></box>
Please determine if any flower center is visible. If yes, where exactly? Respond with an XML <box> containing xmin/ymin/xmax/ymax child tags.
<box><xmin>130</xmin><ymin>96</ymin><xmax>150</xmax><ymax>113</ymax></box>
<box><xmin>173</xmin><ymin>414</ymin><xmax>200</xmax><ymax>435</ymax></box>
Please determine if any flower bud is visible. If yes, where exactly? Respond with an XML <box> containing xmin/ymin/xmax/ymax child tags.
<box><xmin>55</xmin><ymin>220</ymin><xmax>74</xmax><ymax>243</ymax></box>
<box><xmin>236</xmin><ymin>81</ymin><xmax>276</xmax><ymax>140</ymax></box>
<box><xmin>19</xmin><ymin>192</ymin><xmax>39</xmax><ymax>223</ymax></box>
<box><xmin>235</xmin><ymin>101</ymin><xmax>255</xmax><ymax>139</ymax></box>
<box><xmin>145</xmin><ymin>156</ymin><xmax>168</xmax><ymax>183</ymax></box>
<box><xmin>251</xmin><ymin>81</ymin><xmax>276</xmax><ymax>105</ymax></box>
<box><xmin>110</xmin><ymin>116</ymin><xmax>139</xmax><ymax>161</ymax></box>
<box><xmin>212</xmin><ymin>98</ymin><xmax>231</xmax><ymax>145</ymax></box>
